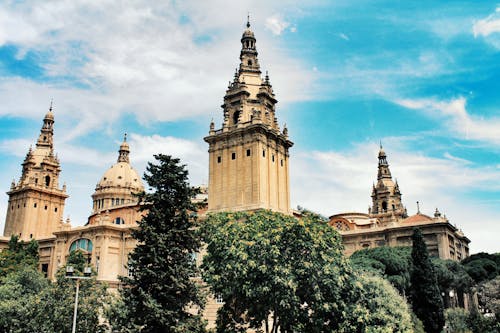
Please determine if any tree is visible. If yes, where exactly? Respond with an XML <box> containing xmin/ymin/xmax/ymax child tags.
<box><xmin>201</xmin><ymin>210</ymin><xmax>355</xmax><ymax>333</ymax></box>
<box><xmin>0</xmin><ymin>235</ymin><xmax>39</xmax><ymax>279</ymax></box>
<box><xmin>410</xmin><ymin>228</ymin><xmax>444</xmax><ymax>333</ymax></box>
<box><xmin>444</xmin><ymin>308</ymin><xmax>471</xmax><ymax>333</ymax></box>
<box><xmin>343</xmin><ymin>273</ymin><xmax>414</xmax><ymax>333</ymax></box>
<box><xmin>117</xmin><ymin>154</ymin><xmax>205</xmax><ymax>332</ymax></box>
<box><xmin>0</xmin><ymin>250</ymin><xmax>107</xmax><ymax>333</ymax></box>
<box><xmin>461</xmin><ymin>252</ymin><xmax>500</xmax><ymax>284</ymax></box>
<box><xmin>350</xmin><ymin>246</ymin><xmax>412</xmax><ymax>294</ymax></box>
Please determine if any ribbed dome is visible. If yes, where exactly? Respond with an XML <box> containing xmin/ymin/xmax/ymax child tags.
<box><xmin>97</xmin><ymin>162</ymin><xmax>143</xmax><ymax>192</ymax></box>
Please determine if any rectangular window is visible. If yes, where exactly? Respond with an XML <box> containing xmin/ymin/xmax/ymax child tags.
<box><xmin>217</xmin><ymin>156</ymin><xmax>221</xmax><ymax>163</ymax></box>
<box><xmin>41</xmin><ymin>264</ymin><xmax>49</xmax><ymax>278</ymax></box>
<box><xmin>44</xmin><ymin>205</ymin><xmax>48</xmax><ymax>210</ymax></box>
<box><xmin>232</xmin><ymin>152</ymin><xmax>236</xmax><ymax>160</ymax></box>
<box><xmin>34</xmin><ymin>203</ymin><xmax>37</xmax><ymax>208</ymax></box>
<box><xmin>272</xmin><ymin>155</ymin><xmax>275</xmax><ymax>162</ymax></box>
<box><xmin>55</xmin><ymin>207</ymin><xmax>58</xmax><ymax>212</ymax></box>
<box><xmin>215</xmin><ymin>293</ymin><xmax>224</xmax><ymax>304</ymax></box>
<box><xmin>246</xmin><ymin>149</ymin><xmax>251</xmax><ymax>156</ymax></box>
<box><xmin>262</xmin><ymin>150</ymin><xmax>265</xmax><ymax>157</ymax></box>
<box><xmin>281</xmin><ymin>159</ymin><xmax>283</xmax><ymax>167</ymax></box>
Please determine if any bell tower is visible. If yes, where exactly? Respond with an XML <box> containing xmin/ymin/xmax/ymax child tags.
<box><xmin>204</xmin><ymin>18</ymin><xmax>293</xmax><ymax>214</ymax></box>
<box><xmin>4</xmin><ymin>105</ymin><xmax>68</xmax><ymax>240</ymax></box>
<box><xmin>370</xmin><ymin>145</ymin><xmax>407</xmax><ymax>223</ymax></box>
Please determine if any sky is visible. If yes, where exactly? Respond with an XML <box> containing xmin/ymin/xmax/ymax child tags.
<box><xmin>0</xmin><ymin>1</ymin><xmax>499</xmax><ymax>254</ymax></box>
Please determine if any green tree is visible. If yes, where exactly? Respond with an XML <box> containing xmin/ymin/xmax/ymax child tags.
<box><xmin>410</xmin><ymin>228</ymin><xmax>444</xmax><ymax>333</ymax></box>
<box><xmin>343</xmin><ymin>273</ymin><xmax>414</xmax><ymax>333</ymax></box>
<box><xmin>0</xmin><ymin>250</ymin><xmax>107</xmax><ymax>333</ymax></box>
<box><xmin>462</xmin><ymin>252</ymin><xmax>500</xmax><ymax>284</ymax></box>
<box><xmin>117</xmin><ymin>154</ymin><xmax>205</xmax><ymax>333</ymax></box>
<box><xmin>444</xmin><ymin>308</ymin><xmax>472</xmax><ymax>333</ymax></box>
<box><xmin>350</xmin><ymin>246</ymin><xmax>412</xmax><ymax>294</ymax></box>
<box><xmin>201</xmin><ymin>210</ymin><xmax>355</xmax><ymax>333</ymax></box>
<box><xmin>0</xmin><ymin>235</ymin><xmax>39</xmax><ymax>279</ymax></box>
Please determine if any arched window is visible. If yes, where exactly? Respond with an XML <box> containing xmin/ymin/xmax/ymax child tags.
<box><xmin>114</xmin><ymin>217</ymin><xmax>125</xmax><ymax>225</ymax></box>
<box><xmin>248</xmin><ymin>59</ymin><xmax>253</xmax><ymax>66</ymax></box>
<box><xmin>45</xmin><ymin>175</ymin><xmax>50</xmax><ymax>187</ymax></box>
<box><xmin>382</xmin><ymin>201</ymin><xmax>388</xmax><ymax>212</ymax></box>
<box><xmin>69</xmin><ymin>238</ymin><xmax>93</xmax><ymax>253</ymax></box>
<box><xmin>233</xmin><ymin>111</ymin><xmax>240</xmax><ymax>125</ymax></box>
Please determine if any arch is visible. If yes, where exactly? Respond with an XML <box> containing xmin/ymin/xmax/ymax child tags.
<box><xmin>233</xmin><ymin>111</ymin><xmax>240</xmax><ymax>125</ymax></box>
<box><xmin>382</xmin><ymin>201</ymin><xmax>388</xmax><ymax>212</ymax></box>
<box><xmin>45</xmin><ymin>175</ymin><xmax>50</xmax><ymax>187</ymax></box>
<box><xmin>69</xmin><ymin>238</ymin><xmax>93</xmax><ymax>253</ymax></box>
<box><xmin>247</xmin><ymin>59</ymin><xmax>253</xmax><ymax>66</ymax></box>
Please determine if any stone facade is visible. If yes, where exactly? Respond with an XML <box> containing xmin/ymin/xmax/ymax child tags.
<box><xmin>329</xmin><ymin>146</ymin><xmax>470</xmax><ymax>260</ymax></box>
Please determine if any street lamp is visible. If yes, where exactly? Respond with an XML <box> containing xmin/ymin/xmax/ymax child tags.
<box><xmin>65</xmin><ymin>266</ymin><xmax>92</xmax><ymax>333</ymax></box>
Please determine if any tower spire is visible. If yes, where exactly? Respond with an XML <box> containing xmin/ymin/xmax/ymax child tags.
<box><xmin>247</xmin><ymin>12</ymin><xmax>250</xmax><ymax>28</ymax></box>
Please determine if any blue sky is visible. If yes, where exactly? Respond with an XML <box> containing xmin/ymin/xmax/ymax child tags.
<box><xmin>0</xmin><ymin>1</ymin><xmax>499</xmax><ymax>253</ymax></box>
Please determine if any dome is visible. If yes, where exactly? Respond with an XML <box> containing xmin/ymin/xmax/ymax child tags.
<box><xmin>242</xmin><ymin>28</ymin><xmax>255</xmax><ymax>39</ymax></box>
<box><xmin>402</xmin><ymin>213</ymin><xmax>433</xmax><ymax>224</ymax></box>
<box><xmin>44</xmin><ymin>110</ymin><xmax>54</xmax><ymax>120</ymax></box>
<box><xmin>97</xmin><ymin>162</ymin><xmax>143</xmax><ymax>192</ymax></box>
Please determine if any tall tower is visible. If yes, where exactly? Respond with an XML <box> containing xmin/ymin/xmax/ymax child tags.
<box><xmin>204</xmin><ymin>19</ymin><xmax>293</xmax><ymax>214</ymax></box>
<box><xmin>4</xmin><ymin>105</ymin><xmax>68</xmax><ymax>240</ymax></box>
<box><xmin>370</xmin><ymin>146</ymin><xmax>406</xmax><ymax>223</ymax></box>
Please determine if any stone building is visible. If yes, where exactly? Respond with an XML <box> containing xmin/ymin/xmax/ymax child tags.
<box><xmin>329</xmin><ymin>146</ymin><xmax>470</xmax><ymax>260</ymax></box>
<box><xmin>204</xmin><ymin>19</ymin><xmax>292</xmax><ymax>214</ymax></box>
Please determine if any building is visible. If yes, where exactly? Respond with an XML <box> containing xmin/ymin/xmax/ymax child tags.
<box><xmin>204</xmin><ymin>19</ymin><xmax>292</xmax><ymax>214</ymax></box>
<box><xmin>329</xmin><ymin>146</ymin><xmax>470</xmax><ymax>260</ymax></box>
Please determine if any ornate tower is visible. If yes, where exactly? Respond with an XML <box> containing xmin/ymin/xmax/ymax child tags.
<box><xmin>204</xmin><ymin>19</ymin><xmax>293</xmax><ymax>214</ymax></box>
<box><xmin>4</xmin><ymin>105</ymin><xmax>68</xmax><ymax>240</ymax></box>
<box><xmin>370</xmin><ymin>146</ymin><xmax>407</xmax><ymax>223</ymax></box>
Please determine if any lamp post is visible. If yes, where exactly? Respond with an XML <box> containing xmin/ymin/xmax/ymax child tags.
<box><xmin>65</xmin><ymin>266</ymin><xmax>92</xmax><ymax>333</ymax></box>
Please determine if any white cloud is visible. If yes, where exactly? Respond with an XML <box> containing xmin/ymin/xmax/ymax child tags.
<box><xmin>394</xmin><ymin>96</ymin><xmax>500</xmax><ymax>145</ymax></box>
<box><xmin>473</xmin><ymin>7</ymin><xmax>500</xmax><ymax>37</ymax></box>
<box><xmin>265</xmin><ymin>14</ymin><xmax>290</xmax><ymax>35</ymax></box>
<box><xmin>339</xmin><ymin>33</ymin><xmax>349</xmax><ymax>41</ymax></box>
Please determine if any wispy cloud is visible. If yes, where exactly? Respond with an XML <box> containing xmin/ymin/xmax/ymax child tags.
<box><xmin>265</xmin><ymin>14</ymin><xmax>290</xmax><ymax>35</ymax></box>
<box><xmin>473</xmin><ymin>6</ymin><xmax>500</xmax><ymax>37</ymax></box>
<box><xmin>394</xmin><ymin>97</ymin><xmax>500</xmax><ymax>145</ymax></box>
<box><xmin>338</xmin><ymin>33</ymin><xmax>349</xmax><ymax>41</ymax></box>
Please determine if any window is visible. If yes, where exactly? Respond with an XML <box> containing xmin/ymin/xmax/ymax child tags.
<box><xmin>215</xmin><ymin>293</ymin><xmax>224</xmax><ymax>304</ymax></box>
<box><xmin>382</xmin><ymin>201</ymin><xmax>388</xmax><ymax>212</ymax></box>
<box><xmin>44</xmin><ymin>205</ymin><xmax>48</xmax><ymax>210</ymax></box>
<box><xmin>281</xmin><ymin>159</ymin><xmax>283</xmax><ymax>167</ymax></box>
<box><xmin>55</xmin><ymin>207</ymin><xmax>58</xmax><ymax>212</ymax></box>
<box><xmin>232</xmin><ymin>152</ymin><xmax>236</xmax><ymax>160</ymax></box>
<box><xmin>246</xmin><ymin>149</ymin><xmax>251</xmax><ymax>156</ymax></box>
<box><xmin>217</xmin><ymin>156</ymin><xmax>221</xmax><ymax>163</ymax></box>
<box><xmin>41</xmin><ymin>263</ymin><xmax>48</xmax><ymax>278</ymax></box>
<box><xmin>233</xmin><ymin>111</ymin><xmax>240</xmax><ymax>125</ymax></box>
<box><xmin>69</xmin><ymin>238</ymin><xmax>93</xmax><ymax>253</ymax></box>
<box><xmin>45</xmin><ymin>175</ymin><xmax>50</xmax><ymax>187</ymax></box>
<box><xmin>272</xmin><ymin>155</ymin><xmax>275</xmax><ymax>162</ymax></box>
<box><xmin>34</xmin><ymin>203</ymin><xmax>37</xmax><ymax>208</ymax></box>
<box><xmin>114</xmin><ymin>217</ymin><xmax>125</xmax><ymax>225</ymax></box>
<box><xmin>248</xmin><ymin>59</ymin><xmax>252</xmax><ymax>66</ymax></box>
<box><xmin>30</xmin><ymin>234</ymin><xmax>33</xmax><ymax>239</ymax></box>
<box><xmin>263</xmin><ymin>150</ymin><xmax>265</xmax><ymax>157</ymax></box>
<box><xmin>35</xmin><ymin>178</ymin><xmax>38</xmax><ymax>184</ymax></box>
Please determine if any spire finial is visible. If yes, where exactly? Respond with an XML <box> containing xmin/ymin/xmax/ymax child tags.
<box><xmin>416</xmin><ymin>201</ymin><xmax>420</xmax><ymax>214</ymax></box>
<box><xmin>380</xmin><ymin>140</ymin><xmax>382</xmax><ymax>149</ymax></box>
<box><xmin>123</xmin><ymin>133</ymin><xmax>127</xmax><ymax>142</ymax></box>
<box><xmin>49</xmin><ymin>99</ymin><xmax>53</xmax><ymax>112</ymax></box>
<box><xmin>247</xmin><ymin>12</ymin><xmax>250</xmax><ymax>28</ymax></box>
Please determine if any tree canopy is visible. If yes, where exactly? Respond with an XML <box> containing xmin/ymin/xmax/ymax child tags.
<box><xmin>202</xmin><ymin>210</ymin><xmax>362</xmax><ymax>332</ymax></box>
<box><xmin>117</xmin><ymin>154</ymin><xmax>206</xmax><ymax>333</ymax></box>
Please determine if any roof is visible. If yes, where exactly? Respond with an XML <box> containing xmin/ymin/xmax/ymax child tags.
<box><xmin>403</xmin><ymin>213</ymin><xmax>433</xmax><ymax>224</ymax></box>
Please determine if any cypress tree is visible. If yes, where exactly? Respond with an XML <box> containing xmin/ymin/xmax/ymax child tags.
<box><xmin>120</xmin><ymin>154</ymin><xmax>206</xmax><ymax>332</ymax></box>
<box><xmin>410</xmin><ymin>228</ymin><xmax>444</xmax><ymax>333</ymax></box>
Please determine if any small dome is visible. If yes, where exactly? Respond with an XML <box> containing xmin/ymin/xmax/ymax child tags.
<box><xmin>403</xmin><ymin>213</ymin><xmax>433</xmax><ymax>224</ymax></box>
<box><xmin>44</xmin><ymin>110</ymin><xmax>54</xmax><ymax>120</ymax></box>
<box><xmin>97</xmin><ymin>161</ymin><xmax>143</xmax><ymax>192</ymax></box>
<box><xmin>242</xmin><ymin>28</ymin><xmax>255</xmax><ymax>39</ymax></box>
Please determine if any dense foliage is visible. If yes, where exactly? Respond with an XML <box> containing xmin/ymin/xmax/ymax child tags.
<box><xmin>410</xmin><ymin>228</ymin><xmax>444</xmax><ymax>333</ymax></box>
<box><xmin>201</xmin><ymin>210</ymin><xmax>356</xmax><ymax>333</ymax></box>
<box><xmin>0</xmin><ymin>238</ymin><xmax>107</xmax><ymax>332</ymax></box>
<box><xmin>116</xmin><ymin>154</ymin><xmax>206</xmax><ymax>333</ymax></box>
<box><xmin>461</xmin><ymin>252</ymin><xmax>500</xmax><ymax>283</ymax></box>
<box><xmin>344</xmin><ymin>273</ymin><xmax>414</xmax><ymax>333</ymax></box>
<box><xmin>350</xmin><ymin>246</ymin><xmax>411</xmax><ymax>294</ymax></box>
